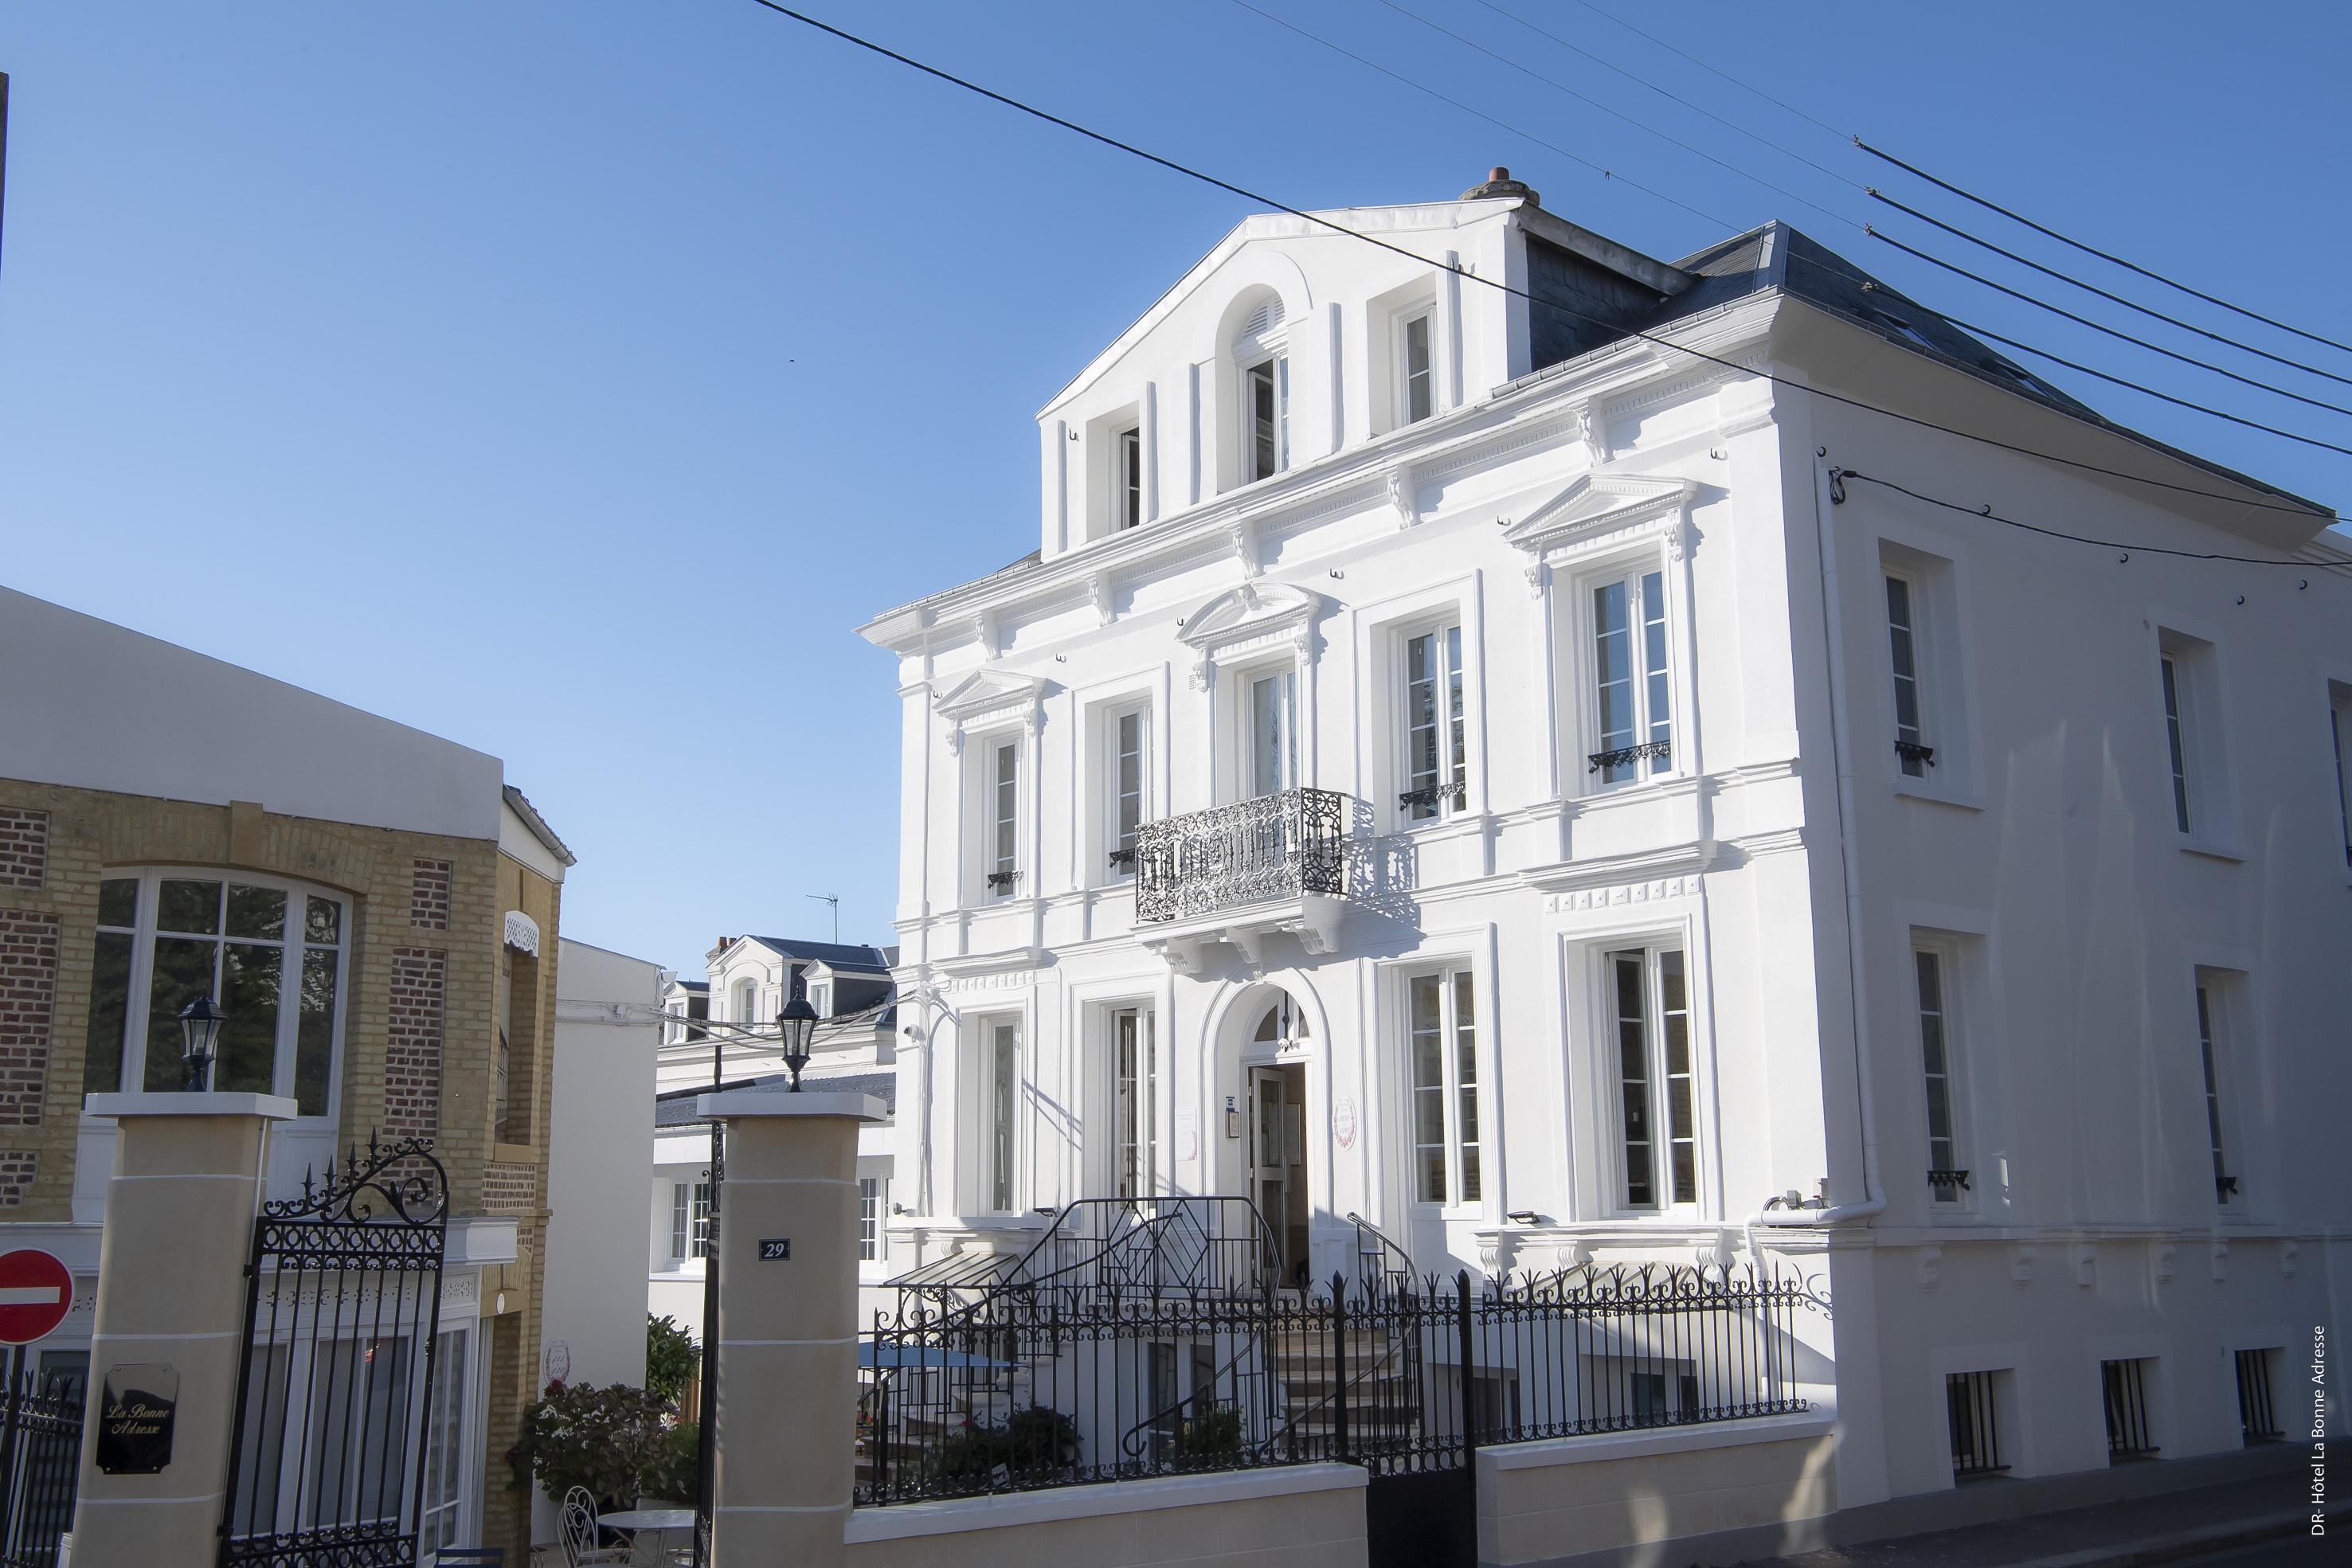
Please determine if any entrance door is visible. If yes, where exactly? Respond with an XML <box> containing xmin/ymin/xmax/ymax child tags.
<box><xmin>1248</xmin><ymin>1065</ymin><xmax>1309</xmax><ymax>1289</ymax></box>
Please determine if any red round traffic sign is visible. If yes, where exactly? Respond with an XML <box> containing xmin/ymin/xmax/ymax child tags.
<box><xmin>0</xmin><ymin>1249</ymin><xmax>73</xmax><ymax>1346</ymax></box>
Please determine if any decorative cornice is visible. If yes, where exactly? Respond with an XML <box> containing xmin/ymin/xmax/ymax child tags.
<box><xmin>1176</xmin><ymin>581</ymin><xmax>1321</xmax><ymax>688</ymax></box>
<box><xmin>933</xmin><ymin>669</ymin><xmax>1048</xmax><ymax>752</ymax></box>
<box><xmin>1501</xmin><ymin>470</ymin><xmax>1700</xmax><ymax>564</ymax></box>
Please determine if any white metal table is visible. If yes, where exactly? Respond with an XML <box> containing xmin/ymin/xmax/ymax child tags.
<box><xmin>595</xmin><ymin>1507</ymin><xmax>696</xmax><ymax>1567</ymax></box>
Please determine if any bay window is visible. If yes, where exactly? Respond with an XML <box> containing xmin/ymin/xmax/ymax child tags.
<box><xmin>84</xmin><ymin>869</ymin><xmax>347</xmax><ymax>1113</ymax></box>
<box><xmin>1606</xmin><ymin>944</ymin><xmax>1696</xmax><ymax>1212</ymax></box>
<box><xmin>1407</xmin><ymin>968</ymin><xmax>1481</xmax><ymax>1206</ymax></box>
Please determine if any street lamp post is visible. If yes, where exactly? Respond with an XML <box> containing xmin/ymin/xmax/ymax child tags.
<box><xmin>777</xmin><ymin>994</ymin><xmax>817</xmax><ymax>1090</ymax></box>
<box><xmin>178</xmin><ymin>995</ymin><xmax>225</xmax><ymax>1092</ymax></box>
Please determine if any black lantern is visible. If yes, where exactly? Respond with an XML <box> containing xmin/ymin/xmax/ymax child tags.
<box><xmin>178</xmin><ymin>995</ymin><xmax>225</xmax><ymax>1092</ymax></box>
<box><xmin>777</xmin><ymin>994</ymin><xmax>818</xmax><ymax>1091</ymax></box>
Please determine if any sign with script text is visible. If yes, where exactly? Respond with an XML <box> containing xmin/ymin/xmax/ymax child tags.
<box><xmin>96</xmin><ymin>1363</ymin><xmax>178</xmax><ymax>1475</ymax></box>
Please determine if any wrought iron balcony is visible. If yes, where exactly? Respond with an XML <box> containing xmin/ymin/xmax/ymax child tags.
<box><xmin>1894</xmin><ymin>739</ymin><xmax>1938</xmax><ymax>768</ymax></box>
<box><xmin>1129</xmin><ymin>790</ymin><xmax>1356</xmax><ymax>972</ymax></box>
<box><xmin>2217</xmin><ymin>1172</ymin><xmax>2239</xmax><ymax>1201</ymax></box>
<box><xmin>1588</xmin><ymin>739</ymin><xmax>1670</xmax><ymax>774</ymax></box>
<box><xmin>1927</xmin><ymin>1167</ymin><xmax>1972</xmax><ymax>1194</ymax></box>
<box><xmin>984</xmin><ymin>870</ymin><xmax>1022</xmax><ymax>893</ymax></box>
<box><xmin>1397</xmin><ymin>780</ymin><xmax>1466</xmax><ymax>815</ymax></box>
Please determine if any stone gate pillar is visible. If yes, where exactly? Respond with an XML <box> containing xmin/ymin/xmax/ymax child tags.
<box><xmin>698</xmin><ymin>1088</ymin><xmax>886</xmax><ymax>1568</ymax></box>
<box><xmin>70</xmin><ymin>1091</ymin><xmax>294</xmax><ymax>1568</ymax></box>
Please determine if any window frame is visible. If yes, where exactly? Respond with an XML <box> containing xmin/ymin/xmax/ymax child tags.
<box><xmin>1117</xmin><ymin>425</ymin><xmax>1144</xmax><ymax>531</ymax></box>
<box><xmin>1575</xmin><ymin>557</ymin><xmax>1677</xmax><ymax>790</ymax></box>
<box><xmin>83</xmin><ymin>866</ymin><xmax>351</xmax><ymax>1116</ymax></box>
<box><xmin>2194</xmin><ymin>975</ymin><xmax>2240</xmax><ymax>1207</ymax></box>
<box><xmin>983</xmin><ymin>1017</ymin><xmax>1020</xmax><ymax>1214</ymax></box>
<box><xmin>2328</xmin><ymin>684</ymin><xmax>2351</xmax><ymax>871</ymax></box>
<box><xmin>859</xmin><ymin>1175</ymin><xmax>885</xmax><ymax>1262</ymax></box>
<box><xmin>1598</xmin><ymin>940</ymin><xmax>1699</xmax><ymax>1216</ymax></box>
<box><xmin>2162</xmin><ymin>651</ymin><xmax>2194</xmax><ymax>835</ymax></box>
<box><xmin>1884</xmin><ymin>569</ymin><xmax>1932</xmax><ymax>778</ymax></box>
<box><xmin>1405</xmin><ymin>966</ymin><xmax>1483</xmax><ymax>1212</ymax></box>
<box><xmin>985</xmin><ymin>734</ymin><xmax>1023</xmax><ymax>899</ymax></box>
<box><xmin>1912</xmin><ymin>941</ymin><xmax>1971</xmax><ymax>1210</ymax></box>
<box><xmin>1242</xmin><ymin>353</ymin><xmax>1289</xmax><ymax>483</ymax></box>
<box><xmin>1104</xmin><ymin>700</ymin><xmax>1152</xmax><ymax>878</ymax></box>
<box><xmin>731</xmin><ymin>978</ymin><xmax>761</xmax><ymax>1026</ymax></box>
<box><xmin>1399</xmin><ymin>620</ymin><xmax>1469</xmax><ymax>824</ymax></box>
<box><xmin>1243</xmin><ymin>663</ymin><xmax>1301</xmax><ymax>800</ymax></box>
<box><xmin>1399</xmin><ymin>307</ymin><xmax>1435</xmax><ymax>426</ymax></box>
<box><xmin>671</xmin><ymin>1178</ymin><xmax>713</xmax><ymax>1262</ymax></box>
<box><xmin>1111</xmin><ymin>1006</ymin><xmax>1156</xmax><ymax>1201</ymax></box>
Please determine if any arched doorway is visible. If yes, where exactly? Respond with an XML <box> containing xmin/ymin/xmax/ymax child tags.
<box><xmin>1227</xmin><ymin>986</ymin><xmax>1315</xmax><ymax>1289</ymax></box>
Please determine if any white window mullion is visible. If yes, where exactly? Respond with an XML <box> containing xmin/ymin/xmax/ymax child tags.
<box><xmin>1587</xmin><ymin>565</ymin><xmax>1674</xmax><ymax>787</ymax></box>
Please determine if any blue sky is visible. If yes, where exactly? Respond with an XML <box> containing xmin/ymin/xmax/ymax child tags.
<box><xmin>3</xmin><ymin>2</ymin><xmax>2346</xmax><ymax>972</ymax></box>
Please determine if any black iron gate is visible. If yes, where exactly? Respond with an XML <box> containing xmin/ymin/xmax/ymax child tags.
<box><xmin>0</xmin><ymin>1364</ymin><xmax>83</xmax><ymax>1568</ymax></box>
<box><xmin>217</xmin><ymin>1136</ymin><xmax>448</xmax><ymax>1568</ymax></box>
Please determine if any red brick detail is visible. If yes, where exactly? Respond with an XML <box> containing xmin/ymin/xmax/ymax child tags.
<box><xmin>481</xmin><ymin>1161</ymin><xmax>538</xmax><ymax>1214</ymax></box>
<box><xmin>385</xmin><ymin>948</ymin><xmax>446</xmax><ymax>1140</ymax></box>
<box><xmin>0</xmin><ymin>912</ymin><xmax>58</xmax><ymax>1128</ymax></box>
<box><xmin>0</xmin><ymin>811</ymin><xmax>49</xmax><ymax>890</ymax></box>
<box><xmin>0</xmin><ymin>1152</ymin><xmax>34</xmax><ymax>1207</ymax></box>
<box><xmin>409</xmin><ymin>858</ymin><xmax>452</xmax><ymax>931</ymax></box>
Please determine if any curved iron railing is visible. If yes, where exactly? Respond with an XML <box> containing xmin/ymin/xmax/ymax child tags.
<box><xmin>1134</xmin><ymin>788</ymin><xmax>1351</xmax><ymax>923</ymax></box>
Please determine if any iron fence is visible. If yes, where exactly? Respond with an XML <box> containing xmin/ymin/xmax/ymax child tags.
<box><xmin>0</xmin><ymin>1368</ymin><xmax>82</xmax><ymax>1568</ymax></box>
<box><xmin>856</xmin><ymin>1262</ymin><xmax>1813</xmax><ymax>1504</ymax></box>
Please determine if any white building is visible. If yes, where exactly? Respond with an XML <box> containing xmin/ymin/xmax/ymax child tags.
<box><xmin>858</xmin><ymin>171</ymin><xmax>2350</xmax><ymax>1512</ymax></box>
<box><xmin>649</xmin><ymin>936</ymin><xmax>900</xmax><ymax>1332</ymax></box>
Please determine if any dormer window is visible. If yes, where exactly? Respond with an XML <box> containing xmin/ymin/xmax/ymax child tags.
<box><xmin>1118</xmin><ymin>426</ymin><xmax>1143</xmax><ymax>530</ymax></box>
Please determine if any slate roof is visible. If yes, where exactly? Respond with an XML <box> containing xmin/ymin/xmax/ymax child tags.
<box><xmin>654</xmin><ymin>1067</ymin><xmax>897</xmax><ymax>1128</ymax></box>
<box><xmin>742</xmin><ymin>936</ymin><xmax>894</xmax><ymax>972</ymax></box>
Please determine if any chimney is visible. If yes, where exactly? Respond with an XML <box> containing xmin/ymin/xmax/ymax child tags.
<box><xmin>1460</xmin><ymin>165</ymin><xmax>1540</xmax><ymax>205</ymax></box>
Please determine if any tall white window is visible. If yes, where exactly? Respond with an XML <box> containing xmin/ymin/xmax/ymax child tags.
<box><xmin>1114</xmin><ymin>1007</ymin><xmax>1155</xmax><ymax>1199</ymax></box>
<box><xmin>2195</xmin><ymin>980</ymin><xmax>2237</xmax><ymax>1205</ymax></box>
<box><xmin>417</xmin><ymin>1325</ymin><xmax>470</xmax><ymax>1558</ymax></box>
<box><xmin>859</xmin><ymin>1176</ymin><xmax>885</xmax><ymax>1261</ymax></box>
<box><xmin>671</xmin><ymin>1179</ymin><xmax>712</xmax><ymax>1260</ymax></box>
<box><xmin>1606</xmin><ymin>944</ymin><xmax>1696</xmax><ymax>1210</ymax></box>
<box><xmin>733</xmin><ymin>978</ymin><xmax>760</xmax><ymax>1025</ymax></box>
<box><xmin>82</xmin><ymin>869</ymin><xmax>348</xmax><ymax>1112</ymax></box>
<box><xmin>1245</xmin><ymin>356</ymin><xmax>1289</xmax><ymax>482</ymax></box>
<box><xmin>1403</xmin><ymin>624</ymin><xmax>1467</xmax><ymax>821</ymax></box>
<box><xmin>1107</xmin><ymin>705</ymin><xmax>1149</xmax><ymax>876</ymax></box>
<box><xmin>988</xmin><ymin>738</ymin><xmax>1020</xmax><ymax>895</ymax></box>
<box><xmin>1401</xmin><ymin>311</ymin><xmax>1434</xmax><ymax>424</ymax></box>
<box><xmin>1118</xmin><ymin>426</ymin><xmax>1144</xmax><ymax>530</ymax></box>
<box><xmin>1407</xmin><ymin>969</ymin><xmax>1481</xmax><ymax>1206</ymax></box>
<box><xmin>1250</xmin><ymin>669</ymin><xmax>1299</xmax><ymax>797</ymax></box>
<box><xmin>1588</xmin><ymin>568</ymin><xmax>1672</xmax><ymax>785</ymax></box>
<box><xmin>2161</xmin><ymin>653</ymin><xmax>2194</xmax><ymax>834</ymax></box>
<box><xmin>1886</xmin><ymin>573</ymin><xmax>1932</xmax><ymax>776</ymax></box>
<box><xmin>988</xmin><ymin>1019</ymin><xmax>1019</xmax><ymax>1212</ymax></box>
<box><xmin>1914</xmin><ymin>948</ymin><xmax>1964</xmax><ymax>1203</ymax></box>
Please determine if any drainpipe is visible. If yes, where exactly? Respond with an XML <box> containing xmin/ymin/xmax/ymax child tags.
<box><xmin>1746</xmin><ymin>449</ymin><xmax>1884</xmax><ymax>1250</ymax></box>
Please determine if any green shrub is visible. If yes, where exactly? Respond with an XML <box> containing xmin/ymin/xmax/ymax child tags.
<box><xmin>514</xmin><ymin>1381</ymin><xmax>673</xmax><ymax>1507</ymax></box>
<box><xmin>644</xmin><ymin>1421</ymin><xmax>700</xmax><ymax>1504</ymax></box>
<box><xmin>931</xmin><ymin>1405</ymin><xmax>1080</xmax><ymax>1484</ymax></box>
<box><xmin>1176</xmin><ymin>1402</ymin><xmax>1243</xmax><ymax>1460</ymax></box>
<box><xmin>646</xmin><ymin>1314</ymin><xmax>698</xmax><ymax>1408</ymax></box>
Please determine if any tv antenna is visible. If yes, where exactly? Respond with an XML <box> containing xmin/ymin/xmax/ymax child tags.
<box><xmin>805</xmin><ymin>893</ymin><xmax>839</xmax><ymax>944</ymax></box>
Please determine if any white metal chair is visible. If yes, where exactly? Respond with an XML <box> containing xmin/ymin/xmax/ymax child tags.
<box><xmin>559</xmin><ymin>1488</ymin><xmax>631</xmax><ymax>1568</ymax></box>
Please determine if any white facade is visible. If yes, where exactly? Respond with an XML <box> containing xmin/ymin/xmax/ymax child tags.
<box><xmin>860</xmin><ymin>186</ymin><xmax>2351</xmax><ymax>1511</ymax></box>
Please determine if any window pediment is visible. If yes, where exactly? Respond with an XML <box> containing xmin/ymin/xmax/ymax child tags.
<box><xmin>934</xmin><ymin>670</ymin><xmax>1048</xmax><ymax>753</ymax></box>
<box><xmin>1501</xmin><ymin>471</ymin><xmax>1697</xmax><ymax>564</ymax></box>
<box><xmin>1176</xmin><ymin>581</ymin><xmax>1322</xmax><ymax>690</ymax></box>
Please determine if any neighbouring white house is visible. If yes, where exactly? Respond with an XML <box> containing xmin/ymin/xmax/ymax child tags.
<box><xmin>856</xmin><ymin>169</ymin><xmax>2351</xmax><ymax>1518</ymax></box>
<box><xmin>649</xmin><ymin>936</ymin><xmax>900</xmax><ymax>1332</ymax></box>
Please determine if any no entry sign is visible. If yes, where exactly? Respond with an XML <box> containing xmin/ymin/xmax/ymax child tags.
<box><xmin>0</xmin><ymin>1249</ymin><xmax>72</xmax><ymax>1346</ymax></box>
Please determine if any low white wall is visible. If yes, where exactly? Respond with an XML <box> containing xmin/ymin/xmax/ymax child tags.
<box><xmin>843</xmin><ymin>1464</ymin><xmax>1368</xmax><ymax>1568</ymax></box>
<box><xmin>1477</xmin><ymin>1414</ymin><xmax>1839</xmax><ymax>1568</ymax></box>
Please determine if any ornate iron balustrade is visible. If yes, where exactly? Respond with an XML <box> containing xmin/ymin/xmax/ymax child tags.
<box><xmin>1588</xmin><ymin>740</ymin><xmax>1670</xmax><ymax>775</ymax></box>
<box><xmin>1396</xmin><ymin>780</ymin><xmax>1466</xmax><ymax>815</ymax></box>
<box><xmin>1134</xmin><ymin>788</ymin><xmax>1351</xmax><ymax>924</ymax></box>
<box><xmin>1894</xmin><ymin>739</ymin><xmax>1938</xmax><ymax>768</ymax></box>
<box><xmin>1926</xmin><ymin>1168</ymin><xmax>1972</xmax><ymax>1194</ymax></box>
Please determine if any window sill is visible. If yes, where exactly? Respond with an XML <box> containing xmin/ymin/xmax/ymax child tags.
<box><xmin>1890</xmin><ymin>776</ymin><xmax>1985</xmax><ymax>812</ymax></box>
<box><xmin>2177</xmin><ymin>838</ymin><xmax>2246</xmax><ymax>865</ymax></box>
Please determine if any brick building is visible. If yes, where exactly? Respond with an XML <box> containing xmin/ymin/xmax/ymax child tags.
<box><xmin>0</xmin><ymin>585</ymin><xmax>573</xmax><ymax>1558</ymax></box>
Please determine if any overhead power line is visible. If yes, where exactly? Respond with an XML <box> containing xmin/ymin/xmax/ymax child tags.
<box><xmin>1857</xmin><ymin>140</ymin><xmax>2352</xmax><ymax>361</ymax></box>
<box><xmin>1463</xmin><ymin>0</ymin><xmax>1865</xmax><ymax>194</ymax></box>
<box><xmin>1560</xmin><ymin>0</ymin><xmax>1850</xmax><ymax>139</ymax></box>
<box><xmin>1364</xmin><ymin>0</ymin><xmax>1863</xmax><ymax>231</ymax></box>
<box><xmin>1867</xmin><ymin>190</ymin><xmax>2352</xmax><ymax>391</ymax></box>
<box><xmin>1866</xmin><ymin>228</ymin><xmax>2352</xmax><ymax>419</ymax></box>
<box><xmin>734</xmin><ymin>2</ymin><xmax>2333</xmax><ymax>518</ymax></box>
<box><xmin>1222</xmin><ymin>0</ymin><xmax>1732</xmax><ymax>229</ymax></box>
<box><xmin>1833</xmin><ymin>470</ymin><xmax>2323</xmax><ymax>569</ymax></box>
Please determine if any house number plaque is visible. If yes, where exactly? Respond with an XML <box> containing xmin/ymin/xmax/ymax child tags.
<box><xmin>758</xmin><ymin>1239</ymin><xmax>791</xmax><ymax>1261</ymax></box>
<box><xmin>96</xmin><ymin>1363</ymin><xmax>178</xmax><ymax>1475</ymax></box>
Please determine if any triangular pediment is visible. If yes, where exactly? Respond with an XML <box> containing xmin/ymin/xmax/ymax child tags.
<box><xmin>932</xmin><ymin>668</ymin><xmax>1048</xmax><ymax>722</ymax></box>
<box><xmin>1176</xmin><ymin>581</ymin><xmax>1321</xmax><ymax>652</ymax></box>
<box><xmin>1501</xmin><ymin>471</ymin><xmax>1696</xmax><ymax>556</ymax></box>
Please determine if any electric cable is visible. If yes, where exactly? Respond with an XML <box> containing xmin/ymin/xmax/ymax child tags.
<box><xmin>733</xmin><ymin>1</ymin><xmax>2336</xmax><ymax>519</ymax></box>
<box><xmin>1869</xmin><ymin>190</ymin><xmax>2352</xmax><ymax>390</ymax></box>
<box><xmin>1560</xmin><ymin>0</ymin><xmax>1850</xmax><ymax>139</ymax></box>
<box><xmin>1865</xmin><ymin>228</ymin><xmax>2352</xmax><ymax>420</ymax></box>
<box><xmin>1832</xmin><ymin>469</ymin><xmax>2331</xmax><ymax>568</ymax></box>
<box><xmin>1222</xmin><ymin>0</ymin><xmax>1734</xmax><ymax>229</ymax></box>
<box><xmin>1859</xmin><ymin>139</ymin><xmax>2352</xmax><ymax>360</ymax></box>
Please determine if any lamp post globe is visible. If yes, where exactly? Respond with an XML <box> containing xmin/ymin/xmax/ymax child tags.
<box><xmin>178</xmin><ymin>994</ymin><xmax>225</xmax><ymax>1092</ymax></box>
<box><xmin>777</xmin><ymin>995</ymin><xmax>818</xmax><ymax>1090</ymax></box>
